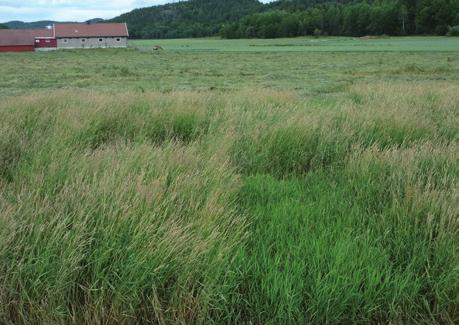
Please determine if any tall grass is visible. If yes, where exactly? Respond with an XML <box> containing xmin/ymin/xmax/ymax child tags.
<box><xmin>0</xmin><ymin>83</ymin><xmax>457</xmax><ymax>323</ymax></box>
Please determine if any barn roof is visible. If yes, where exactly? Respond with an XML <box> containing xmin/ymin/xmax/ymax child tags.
<box><xmin>54</xmin><ymin>23</ymin><xmax>129</xmax><ymax>38</ymax></box>
<box><xmin>0</xmin><ymin>29</ymin><xmax>53</xmax><ymax>46</ymax></box>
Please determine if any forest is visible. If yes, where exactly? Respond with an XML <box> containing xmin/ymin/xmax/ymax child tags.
<box><xmin>222</xmin><ymin>0</ymin><xmax>459</xmax><ymax>38</ymax></box>
<box><xmin>111</xmin><ymin>0</ymin><xmax>459</xmax><ymax>39</ymax></box>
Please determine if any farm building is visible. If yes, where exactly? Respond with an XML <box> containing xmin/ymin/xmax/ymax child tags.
<box><xmin>54</xmin><ymin>23</ymin><xmax>129</xmax><ymax>49</ymax></box>
<box><xmin>0</xmin><ymin>29</ymin><xmax>54</xmax><ymax>52</ymax></box>
<box><xmin>0</xmin><ymin>23</ymin><xmax>128</xmax><ymax>52</ymax></box>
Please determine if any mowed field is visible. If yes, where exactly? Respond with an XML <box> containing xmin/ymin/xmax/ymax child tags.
<box><xmin>0</xmin><ymin>37</ymin><xmax>458</xmax><ymax>324</ymax></box>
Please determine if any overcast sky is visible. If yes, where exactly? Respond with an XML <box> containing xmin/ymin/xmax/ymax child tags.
<box><xmin>0</xmin><ymin>0</ymin><xmax>273</xmax><ymax>22</ymax></box>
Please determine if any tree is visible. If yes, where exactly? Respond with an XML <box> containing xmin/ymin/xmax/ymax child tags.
<box><xmin>399</xmin><ymin>4</ymin><xmax>408</xmax><ymax>34</ymax></box>
<box><xmin>0</xmin><ymin>23</ymin><xmax>8</xmax><ymax>29</ymax></box>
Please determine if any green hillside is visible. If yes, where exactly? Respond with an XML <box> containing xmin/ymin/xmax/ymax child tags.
<box><xmin>112</xmin><ymin>0</ymin><xmax>458</xmax><ymax>39</ymax></box>
<box><xmin>4</xmin><ymin>19</ymin><xmax>104</xmax><ymax>29</ymax></box>
<box><xmin>5</xmin><ymin>0</ymin><xmax>457</xmax><ymax>38</ymax></box>
<box><xmin>111</xmin><ymin>0</ymin><xmax>263</xmax><ymax>39</ymax></box>
<box><xmin>5</xmin><ymin>20</ymin><xmax>59</xmax><ymax>29</ymax></box>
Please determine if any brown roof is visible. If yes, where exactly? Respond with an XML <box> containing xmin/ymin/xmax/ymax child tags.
<box><xmin>0</xmin><ymin>29</ymin><xmax>53</xmax><ymax>46</ymax></box>
<box><xmin>54</xmin><ymin>23</ymin><xmax>129</xmax><ymax>38</ymax></box>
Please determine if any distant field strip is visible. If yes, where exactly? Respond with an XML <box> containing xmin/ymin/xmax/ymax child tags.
<box><xmin>0</xmin><ymin>39</ymin><xmax>458</xmax><ymax>99</ymax></box>
<box><xmin>133</xmin><ymin>36</ymin><xmax>459</xmax><ymax>52</ymax></box>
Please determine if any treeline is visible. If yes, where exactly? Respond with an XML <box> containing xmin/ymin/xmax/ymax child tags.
<box><xmin>109</xmin><ymin>0</ymin><xmax>458</xmax><ymax>39</ymax></box>
<box><xmin>0</xmin><ymin>24</ymin><xmax>8</xmax><ymax>29</ymax></box>
<box><xmin>221</xmin><ymin>0</ymin><xmax>459</xmax><ymax>38</ymax></box>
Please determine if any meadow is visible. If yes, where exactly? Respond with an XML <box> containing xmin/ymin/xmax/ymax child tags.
<box><xmin>0</xmin><ymin>37</ymin><xmax>458</xmax><ymax>324</ymax></box>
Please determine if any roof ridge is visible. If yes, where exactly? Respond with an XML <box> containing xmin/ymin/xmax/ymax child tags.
<box><xmin>54</xmin><ymin>23</ymin><xmax>129</xmax><ymax>38</ymax></box>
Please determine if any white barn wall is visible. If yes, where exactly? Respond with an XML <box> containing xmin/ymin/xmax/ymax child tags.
<box><xmin>57</xmin><ymin>37</ymin><xmax>128</xmax><ymax>49</ymax></box>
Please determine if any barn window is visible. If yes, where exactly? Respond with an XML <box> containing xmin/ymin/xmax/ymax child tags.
<box><xmin>35</xmin><ymin>39</ymin><xmax>40</xmax><ymax>43</ymax></box>
<box><xmin>116</xmin><ymin>38</ymin><xmax>121</xmax><ymax>42</ymax></box>
<box><xmin>99</xmin><ymin>38</ymin><xmax>103</xmax><ymax>42</ymax></box>
<box><xmin>81</xmin><ymin>38</ymin><xmax>86</xmax><ymax>43</ymax></box>
<box><xmin>63</xmin><ymin>39</ymin><xmax>68</xmax><ymax>43</ymax></box>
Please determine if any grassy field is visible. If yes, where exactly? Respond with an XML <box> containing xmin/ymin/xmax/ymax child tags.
<box><xmin>134</xmin><ymin>36</ymin><xmax>459</xmax><ymax>52</ymax></box>
<box><xmin>1</xmin><ymin>37</ymin><xmax>458</xmax><ymax>98</ymax></box>
<box><xmin>0</xmin><ymin>37</ymin><xmax>458</xmax><ymax>324</ymax></box>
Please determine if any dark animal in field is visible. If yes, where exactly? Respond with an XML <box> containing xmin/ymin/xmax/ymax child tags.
<box><xmin>152</xmin><ymin>45</ymin><xmax>163</xmax><ymax>51</ymax></box>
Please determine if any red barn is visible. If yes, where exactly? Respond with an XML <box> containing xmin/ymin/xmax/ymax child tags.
<box><xmin>0</xmin><ymin>29</ymin><xmax>55</xmax><ymax>52</ymax></box>
<box><xmin>0</xmin><ymin>24</ymin><xmax>128</xmax><ymax>52</ymax></box>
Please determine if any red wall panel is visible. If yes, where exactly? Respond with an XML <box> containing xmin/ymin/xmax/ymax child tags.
<box><xmin>0</xmin><ymin>45</ymin><xmax>34</xmax><ymax>52</ymax></box>
<box><xmin>35</xmin><ymin>38</ymin><xmax>57</xmax><ymax>48</ymax></box>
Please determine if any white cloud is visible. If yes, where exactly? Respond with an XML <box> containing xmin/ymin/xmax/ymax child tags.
<box><xmin>0</xmin><ymin>0</ymin><xmax>274</xmax><ymax>22</ymax></box>
<box><xmin>0</xmin><ymin>1</ymin><xmax>176</xmax><ymax>22</ymax></box>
